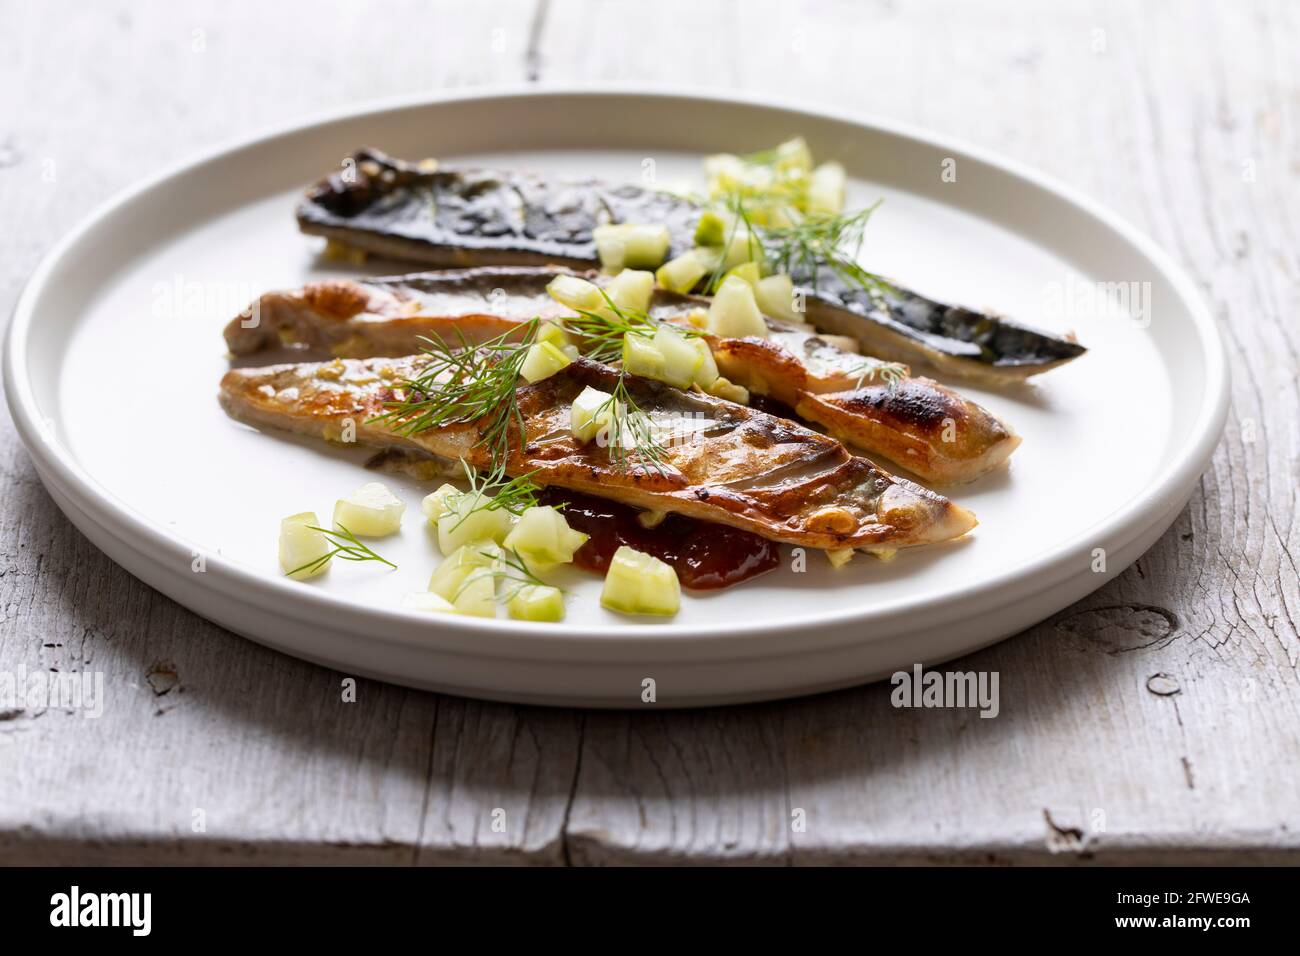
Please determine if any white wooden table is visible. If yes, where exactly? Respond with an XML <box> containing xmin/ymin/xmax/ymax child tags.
<box><xmin>1</xmin><ymin>0</ymin><xmax>1296</xmax><ymax>864</ymax></box>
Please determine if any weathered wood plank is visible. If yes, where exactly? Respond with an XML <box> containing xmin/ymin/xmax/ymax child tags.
<box><xmin>0</xmin><ymin>0</ymin><xmax>574</xmax><ymax>866</ymax></box>
<box><xmin>0</xmin><ymin>0</ymin><xmax>1295</xmax><ymax>864</ymax></box>
<box><xmin>546</xmin><ymin>0</ymin><xmax>1300</xmax><ymax>863</ymax></box>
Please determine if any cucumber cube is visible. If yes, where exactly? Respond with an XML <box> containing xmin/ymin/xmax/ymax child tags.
<box><xmin>600</xmin><ymin>546</ymin><xmax>681</xmax><ymax>616</ymax></box>
<box><xmin>689</xmin><ymin>336</ymin><xmax>720</xmax><ymax>389</ymax></box>
<box><xmin>503</xmin><ymin>506</ymin><xmax>589</xmax><ymax>565</ymax></box>
<box><xmin>437</xmin><ymin>494</ymin><xmax>514</xmax><ymax>553</ymax></box>
<box><xmin>421</xmin><ymin>483</ymin><xmax>461</xmax><ymax>523</ymax></box>
<box><xmin>428</xmin><ymin>541</ymin><xmax>500</xmax><ymax>602</ymax></box>
<box><xmin>571</xmin><ymin>385</ymin><xmax>616</xmax><ymax>443</ymax></box>
<box><xmin>520</xmin><ymin>340</ymin><xmax>573</xmax><ymax>383</ymax></box>
<box><xmin>808</xmin><ymin>161</ymin><xmax>846</xmax><ymax>215</ymax></box>
<box><xmin>605</xmin><ymin>269</ymin><xmax>655</xmax><ymax>314</ymax></box>
<box><xmin>279</xmin><ymin>512</ymin><xmax>332</xmax><ymax>580</ymax></box>
<box><xmin>507</xmin><ymin>584</ymin><xmax>566</xmax><ymax>622</ymax></box>
<box><xmin>655</xmin><ymin>249</ymin><xmax>711</xmax><ymax>294</ymax></box>
<box><xmin>723</xmin><ymin>261</ymin><xmax>763</xmax><ymax>290</ymax></box>
<box><xmin>651</xmin><ymin>326</ymin><xmax>703</xmax><ymax>389</ymax></box>
<box><xmin>622</xmin><ymin>333</ymin><xmax>667</xmax><ymax>381</ymax></box>
<box><xmin>693</xmin><ymin>210</ymin><xmax>729</xmax><ymax>247</ymax></box>
<box><xmin>755</xmin><ymin>274</ymin><xmax>799</xmax><ymax>322</ymax></box>
<box><xmin>547</xmin><ymin>274</ymin><xmax>605</xmax><ymax>313</ymax></box>
<box><xmin>593</xmin><ymin>223</ymin><xmax>671</xmax><ymax>271</ymax></box>
<box><xmin>333</xmin><ymin>482</ymin><xmax>405</xmax><ymax>537</ymax></box>
<box><xmin>707</xmin><ymin>276</ymin><xmax>769</xmax><ymax>339</ymax></box>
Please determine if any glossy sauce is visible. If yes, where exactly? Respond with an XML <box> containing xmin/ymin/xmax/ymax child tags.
<box><xmin>539</xmin><ymin>490</ymin><xmax>780</xmax><ymax>591</ymax></box>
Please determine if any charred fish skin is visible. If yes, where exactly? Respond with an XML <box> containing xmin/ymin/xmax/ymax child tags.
<box><xmin>794</xmin><ymin>378</ymin><xmax>1022</xmax><ymax>485</ymax></box>
<box><xmin>296</xmin><ymin>150</ymin><xmax>1084</xmax><ymax>381</ymax></box>
<box><xmin>796</xmin><ymin>271</ymin><xmax>1086</xmax><ymax>384</ymax></box>
<box><xmin>219</xmin><ymin>354</ymin><xmax>976</xmax><ymax>552</ymax></box>
<box><xmin>297</xmin><ymin>148</ymin><xmax>698</xmax><ymax>269</ymax></box>
<box><xmin>224</xmin><ymin>267</ymin><xmax>1021</xmax><ymax>484</ymax></box>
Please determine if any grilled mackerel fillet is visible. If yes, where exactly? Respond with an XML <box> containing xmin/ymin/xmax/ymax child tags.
<box><xmin>296</xmin><ymin>149</ymin><xmax>1084</xmax><ymax>382</ymax></box>
<box><xmin>225</xmin><ymin>267</ymin><xmax>1020</xmax><ymax>483</ymax></box>
<box><xmin>219</xmin><ymin>355</ymin><xmax>976</xmax><ymax>552</ymax></box>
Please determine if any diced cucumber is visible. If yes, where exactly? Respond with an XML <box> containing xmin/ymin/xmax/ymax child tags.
<box><xmin>621</xmin><ymin>334</ymin><xmax>667</xmax><ymax>381</ymax></box>
<box><xmin>428</xmin><ymin>541</ymin><xmax>500</xmax><ymax>601</ymax></box>
<box><xmin>333</xmin><ymin>481</ymin><xmax>405</xmax><ymax>537</ymax></box>
<box><xmin>538</xmin><ymin>320</ymin><xmax>575</xmax><ymax>350</ymax></box>
<box><xmin>656</xmin><ymin>248</ymin><xmax>717</xmax><ymax>294</ymax></box>
<box><xmin>520</xmin><ymin>340</ymin><xmax>573</xmax><ymax>383</ymax></box>
<box><xmin>547</xmin><ymin>274</ymin><xmax>605</xmax><ymax>313</ymax></box>
<box><xmin>600</xmin><ymin>545</ymin><xmax>681</xmax><ymax>616</ymax></box>
<box><xmin>503</xmin><ymin>506</ymin><xmax>589</xmax><ymax>565</ymax></box>
<box><xmin>703</xmin><ymin>153</ymin><xmax>748</xmax><ymax>195</ymax></box>
<box><xmin>707</xmin><ymin>376</ymin><xmax>750</xmax><ymax>404</ymax></box>
<box><xmin>707</xmin><ymin>276</ymin><xmax>769</xmax><ymax>339</ymax></box>
<box><xmin>722</xmin><ymin>261</ymin><xmax>763</xmax><ymax>290</ymax></box>
<box><xmin>279</xmin><ymin>511</ymin><xmax>332</xmax><ymax>580</ymax></box>
<box><xmin>436</xmin><ymin>494</ymin><xmax>514</xmax><ymax>553</ymax></box>
<box><xmin>452</xmin><ymin>570</ymin><xmax>497</xmax><ymax>617</ymax></box>
<box><xmin>507</xmin><ymin>584</ymin><xmax>566</xmax><ymax>623</ymax></box>
<box><xmin>754</xmin><ymin>273</ymin><xmax>799</xmax><ymax>322</ymax></box>
<box><xmin>693</xmin><ymin>210</ymin><xmax>730</xmax><ymax>246</ymax></box>
<box><xmin>651</xmin><ymin>326</ymin><xmax>703</xmax><ymax>389</ymax></box>
<box><xmin>593</xmin><ymin>223</ymin><xmax>670</xmax><ymax>271</ymax></box>
<box><xmin>771</xmin><ymin>137</ymin><xmax>813</xmax><ymax>175</ymax></box>
<box><xmin>605</xmin><ymin>269</ymin><xmax>655</xmax><ymax>313</ymax></box>
<box><xmin>720</xmin><ymin>227</ymin><xmax>763</xmax><ymax>274</ymax></box>
<box><xmin>402</xmin><ymin>591</ymin><xmax>455</xmax><ymax>614</ymax></box>
<box><xmin>689</xmin><ymin>337</ymin><xmax>720</xmax><ymax>389</ymax></box>
<box><xmin>808</xmin><ymin>161</ymin><xmax>846</xmax><ymax>215</ymax></box>
<box><xmin>421</xmin><ymin>483</ymin><xmax>461</xmax><ymax>523</ymax></box>
<box><xmin>571</xmin><ymin>385</ymin><xmax>616</xmax><ymax>443</ymax></box>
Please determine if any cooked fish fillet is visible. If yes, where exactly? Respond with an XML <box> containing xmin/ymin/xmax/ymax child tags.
<box><xmin>295</xmin><ymin>148</ymin><xmax>1085</xmax><ymax>382</ymax></box>
<box><xmin>219</xmin><ymin>355</ymin><xmax>977</xmax><ymax>552</ymax></box>
<box><xmin>224</xmin><ymin>268</ymin><xmax>1019</xmax><ymax>483</ymax></box>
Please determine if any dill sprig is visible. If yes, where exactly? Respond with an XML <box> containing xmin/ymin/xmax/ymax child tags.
<box><xmin>290</xmin><ymin>524</ymin><xmax>397</xmax><ymax>577</ymax></box>
<box><xmin>455</xmin><ymin>547</ymin><xmax>558</xmax><ymax>604</ymax></box>
<box><xmin>368</xmin><ymin>320</ymin><xmax>539</xmax><ymax>470</ymax></box>
<box><xmin>759</xmin><ymin>202</ymin><xmax>894</xmax><ymax>303</ymax></box>
<box><xmin>447</xmin><ymin>460</ymin><xmax>550</xmax><ymax>532</ymax></box>
<box><xmin>597</xmin><ymin>372</ymin><xmax>670</xmax><ymax>476</ymax></box>
<box><xmin>704</xmin><ymin>195</ymin><xmax>765</xmax><ymax>293</ymax></box>
<box><xmin>560</xmin><ymin>288</ymin><xmax>703</xmax><ymax>363</ymax></box>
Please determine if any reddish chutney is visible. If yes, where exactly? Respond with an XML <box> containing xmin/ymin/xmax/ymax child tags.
<box><xmin>538</xmin><ymin>490</ymin><xmax>780</xmax><ymax>591</ymax></box>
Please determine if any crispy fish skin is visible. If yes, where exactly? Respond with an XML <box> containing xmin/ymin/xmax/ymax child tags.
<box><xmin>296</xmin><ymin>149</ymin><xmax>1084</xmax><ymax>381</ymax></box>
<box><xmin>225</xmin><ymin>268</ymin><xmax>1019</xmax><ymax>483</ymax></box>
<box><xmin>794</xmin><ymin>379</ymin><xmax>1021</xmax><ymax>485</ymax></box>
<box><xmin>219</xmin><ymin>355</ymin><xmax>976</xmax><ymax>552</ymax></box>
<box><xmin>297</xmin><ymin>148</ymin><xmax>698</xmax><ymax>269</ymax></box>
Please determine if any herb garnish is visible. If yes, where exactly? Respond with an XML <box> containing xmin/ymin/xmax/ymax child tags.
<box><xmin>455</xmin><ymin>547</ymin><xmax>558</xmax><ymax>604</ymax></box>
<box><xmin>595</xmin><ymin>372</ymin><xmax>670</xmax><ymax>476</ymax></box>
<box><xmin>447</xmin><ymin>460</ymin><xmax>551</xmax><ymax>532</ymax></box>
<box><xmin>560</xmin><ymin>289</ymin><xmax>704</xmax><ymax>363</ymax></box>
<box><xmin>289</xmin><ymin>524</ymin><xmax>397</xmax><ymax>577</ymax></box>
<box><xmin>369</xmin><ymin>320</ymin><xmax>539</xmax><ymax>470</ymax></box>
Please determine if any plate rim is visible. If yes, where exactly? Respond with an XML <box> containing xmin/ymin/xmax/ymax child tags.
<box><xmin>2</xmin><ymin>84</ymin><xmax>1229</xmax><ymax>652</ymax></box>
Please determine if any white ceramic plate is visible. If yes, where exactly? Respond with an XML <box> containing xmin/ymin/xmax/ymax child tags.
<box><xmin>4</xmin><ymin>89</ymin><xmax>1227</xmax><ymax>707</ymax></box>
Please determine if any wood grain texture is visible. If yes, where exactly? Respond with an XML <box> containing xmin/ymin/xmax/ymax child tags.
<box><xmin>0</xmin><ymin>0</ymin><xmax>1295</xmax><ymax>865</ymax></box>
